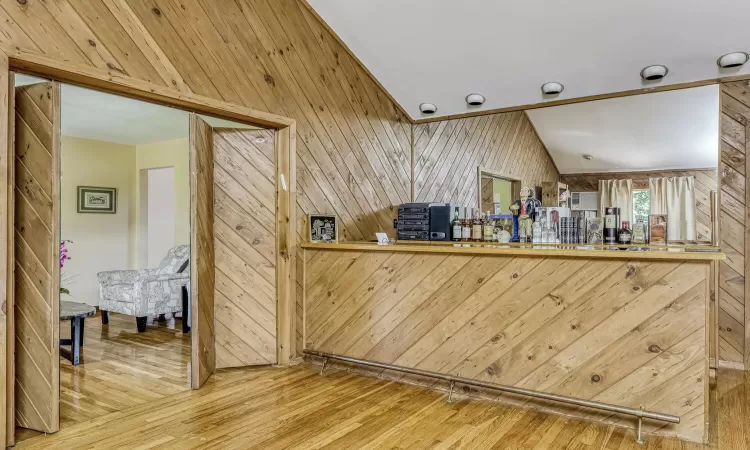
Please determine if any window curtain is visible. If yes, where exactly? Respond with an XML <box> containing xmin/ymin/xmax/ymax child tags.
<box><xmin>649</xmin><ymin>176</ymin><xmax>696</xmax><ymax>241</ymax></box>
<box><xmin>598</xmin><ymin>179</ymin><xmax>633</xmax><ymax>225</ymax></box>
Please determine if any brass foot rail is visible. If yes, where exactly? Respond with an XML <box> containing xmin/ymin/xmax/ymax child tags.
<box><xmin>303</xmin><ymin>349</ymin><xmax>678</xmax><ymax>444</ymax></box>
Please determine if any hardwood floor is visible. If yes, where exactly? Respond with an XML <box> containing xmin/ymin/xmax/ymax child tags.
<box><xmin>15</xmin><ymin>311</ymin><xmax>190</xmax><ymax>444</ymax></box>
<box><xmin>14</xmin><ymin>362</ymin><xmax>749</xmax><ymax>449</ymax></box>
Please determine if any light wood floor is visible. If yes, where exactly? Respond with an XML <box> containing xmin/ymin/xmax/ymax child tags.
<box><xmin>16</xmin><ymin>311</ymin><xmax>190</xmax><ymax>443</ymax></box>
<box><xmin>14</xmin><ymin>361</ymin><xmax>749</xmax><ymax>449</ymax></box>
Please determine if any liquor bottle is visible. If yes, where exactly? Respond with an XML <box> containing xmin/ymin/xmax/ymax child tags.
<box><xmin>619</xmin><ymin>221</ymin><xmax>633</xmax><ymax>245</ymax></box>
<box><xmin>471</xmin><ymin>211</ymin><xmax>483</xmax><ymax>242</ymax></box>
<box><xmin>483</xmin><ymin>211</ymin><xmax>494</xmax><ymax>242</ymax></box>
<box><xmin>461</xmin><ymin>213</ymin><xmax>471</xmax><ymax>242</ymax></box>
<box><xmin>451</xmin><ymin>208</ymin><xmax>462</xmax><ymax>242</ymax></box>
<box><xmin>532</xmin><ymin>219</ymin><xmax>542</xmax><ymax>244</ymax></box>
<box><xmin>632</xmin><ymin>216</ymin><xmax>646</xmax><ymax>244</ymax></box>
<box><xmin>604</xmin><ymin>207</ymin><xmax>617</xmax><ymax>244</ymax></box>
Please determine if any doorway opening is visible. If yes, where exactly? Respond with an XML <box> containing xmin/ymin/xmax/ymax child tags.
<box><xmin>10</xmin><ymin>72</ymin><xmax>273</xmax><ymax>444</ymax></box>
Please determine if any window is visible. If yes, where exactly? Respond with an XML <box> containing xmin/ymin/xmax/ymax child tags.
<box><xmin>633</xmin><ymin>189</ymin><xmax>650</xmax><ymax>221</ymax></box>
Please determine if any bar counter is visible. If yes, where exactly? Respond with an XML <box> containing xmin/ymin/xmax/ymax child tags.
<box><xmin>302</xmin><ymin>241</ymin><xmax>724</xmax><ymax>443</ymax></box>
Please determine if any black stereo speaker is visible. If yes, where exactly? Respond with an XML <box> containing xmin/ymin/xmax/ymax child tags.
<box><xmin>429</xmin><ymin>205</ymin><xmax>451</xmax><ymax>241</ymax></box>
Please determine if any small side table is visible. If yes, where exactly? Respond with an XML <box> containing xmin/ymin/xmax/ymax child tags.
<box><xmin>60</xmin><ymin>301</ymin><xmax>96</xmax><ymax>365</ymax></box>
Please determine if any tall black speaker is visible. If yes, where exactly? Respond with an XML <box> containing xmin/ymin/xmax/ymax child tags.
<box><xmin>429</xmin><ymin>205</ymin><xmax>451</xmax><ymax>241</ymax></box>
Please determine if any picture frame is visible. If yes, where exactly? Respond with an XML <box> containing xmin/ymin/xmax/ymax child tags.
<box><xmin>77</xmin><ymin>186</ymin><xmax>117</xmax><ymax>214</ymax></box>
<box><xmin>308</xmin><ymin>214</ymin><xmax>338</xmax><ymax>243</ymax></box>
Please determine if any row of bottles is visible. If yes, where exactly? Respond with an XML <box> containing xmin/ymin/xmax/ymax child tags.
<box><xmin>451</xmin><ymin>209</ymin><xmax>511</xmax><ymax>242</ymax></box>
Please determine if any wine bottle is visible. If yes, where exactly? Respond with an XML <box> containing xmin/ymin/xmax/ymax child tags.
<box><xmin>472</xmin><ymin>211</ymin><xmax>483</xmax><ymax>242</ymax></box>
<box><xmin>604</xmin><ymin>207</ymin><xmax>617</xmax><ymax>244</ymax></box>
<box><xmin>451</xmin><ymin>208</ymin><xmax>462</xmax><ymax>242</ymax></box>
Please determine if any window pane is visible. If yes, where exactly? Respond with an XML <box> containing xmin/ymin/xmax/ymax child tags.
<box><xmin>633</xmin><ymin>190</ymin><xmax>650</xmax><ymax>221</ymax></box>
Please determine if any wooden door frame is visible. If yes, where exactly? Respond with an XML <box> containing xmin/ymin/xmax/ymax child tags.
<box><xmin>0</xmin><ymin>50</ymin><xmax>297</xmax><ymax>446</ymax></box>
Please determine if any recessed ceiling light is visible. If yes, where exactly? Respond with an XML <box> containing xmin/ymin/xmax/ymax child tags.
<box><xmin>717</xmin><ymin>52</ymin><xmax>749</xmax><ymax>68</ymax></box>
<box><xmin>640</xmin><ymin>65</ymin><xmax>668</xmax><ymax>81</ymax></box>
<box><xmin>465</xmin><ymin>93</ymin><xmax>485</xmax><ymax>106</ymax></box>
<box><xmin>541</xmin><ymin>82</ymin><xmax>564</xmax><ymax>95</ymax></box>
<box><xmin>583</xmin><ymin>154</ymin><xmax>594</xmax><ymax>160</ymax></box>
<box><xmin>253</xmin><ymin>137</ymin><xmax>267</xmax><ymax>144</ymax></box>
<box><xmin>419</xmin><ymin>103</ymin><xmax>437</xmax><ymax>115</ymax></box>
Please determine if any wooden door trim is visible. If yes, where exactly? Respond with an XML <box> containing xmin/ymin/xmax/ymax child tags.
<box><xmin>0</xmin><ymin>49</ymin><xmax>296</xmax><ymax>444</ymax></box>
<box><xmin>0</xmin><ymin>53</ymin><xmax>11</xmax><ymax>448</ymax></box>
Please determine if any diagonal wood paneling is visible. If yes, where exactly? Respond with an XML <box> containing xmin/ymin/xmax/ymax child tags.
<box><xmin>189</xmin><ymin>114</ymin><xmax>215</xmax><ymax>389</ymax></box>
<box><xmin>413</xmin><ymin>112</ymin><xmax>558</xmax><ymax>207</ymax></box>
<box><xmin>13</xmin><ymin>81</ymin><xmax>60</xmax><ymax>433</ymax></box>
<box><xmin>213</xmin><ymin>128</ymin><xmax>277</xmax><ymax>367</ymax></box>
<box><xmin>562</xmin><ymin>169</ymin><xmax>718</xmax><ymax>243</ymax></box>
<box><xmin>0</xmin><ymin>0</ymin><xmax>413</xmax><ymax>363</ymax></box>
<box><xmin>306</xmin><ymin>249</ymin><xmax>709</xmax><ymax>442</ymax></box>
<box><xmin>719</xmin><ymin>81</ymin><xmax>749</xmax><ymax>366</ymax></box>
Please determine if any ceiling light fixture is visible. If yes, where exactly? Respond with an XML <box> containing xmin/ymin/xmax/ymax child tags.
<box><xmin>640</xmin><ymin>65</ymin><xmax>669</xmax><ymax>81</ymax></box>
<box><xmin>583</xmin><ymin>154</ymin><xmax>594</xmax><ymax>160</ymax></box>
<box><xmin>419</xmin><ymin>103</ymin><xmax>437</xmax><ymax>115</ymax></box>
<box><xmin>465</xmin><ymin>93</ymin><xmax>485</xmax><ymax>106</ymax></box>
<box><xmin>541</xmin><ymin>82</ymin><xmax>564</xmax><ymax>95</ymax></box>
<box><xmin>253</xmin><ymin>137</ymin><xmax>267</xmax><ymax>144</ymax></box>
<box><xmin>717</xmin><ymin>52</ymin><xmax>749</xmax><ymax>68</ymax></box>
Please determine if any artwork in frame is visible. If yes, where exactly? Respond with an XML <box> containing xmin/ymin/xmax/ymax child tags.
<box><xmin>77</xmin><ymin>186</ymin><xmax>117</xmax><ymax>214</ymax></box>
<box><xmin>309</xmin><ymin>214</ymin><xmax>339</xmax><ymax>243</ymax></box>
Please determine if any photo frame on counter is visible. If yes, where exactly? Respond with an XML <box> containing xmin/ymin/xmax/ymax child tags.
<box><xmin>309</xmin><ymin>214</ymin><xmax>339</xmax><ymax>243</ymax></box>
<box><xmin>77</xmin><ymin>186</ymin><xmax>117</xmax><ymax>214</ymax></box>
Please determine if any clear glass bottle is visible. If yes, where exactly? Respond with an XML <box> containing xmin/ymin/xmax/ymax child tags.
<box><xmin>461</xmin><ymin>213</ymin><xmax>471</xmax><ymax>242</ymax></box>
<box><xmin>451</xmin><ymin>208</ymin><xmax>462</xmax><ymax>242</ymax></box>
<box><xmin>631</xmin><ymin>217</ymin><xmax>646</xmax><ymax>244</ymax></box>
<box><xmin>483</xmin><ymin>211</ymin><xmax>494</xmax><ymax>242</ymax></box>
<box><xmin>532</xmin><ymin>219</ymin><xmax>542</xmax><ymax>244</ymax></box>
<box><xmin>471</xmin><ymin>211</ymin><xmax>483</xmax><ymax>242</ymax></box>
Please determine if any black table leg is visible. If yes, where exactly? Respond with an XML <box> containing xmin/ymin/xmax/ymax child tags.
<box><xmin>79</xmin><ymin>317</ymin><xmax>85</xmax><ymax>347</ymax></box>
<box><xmin>70</xmin><ymin>317</ymin><xmax>81</xmax><ymax>365</ymax></box>
<box><xmin>182</xmin><ymin>286</ymin><xmax>190</xmax><ymax>333</ymax></box>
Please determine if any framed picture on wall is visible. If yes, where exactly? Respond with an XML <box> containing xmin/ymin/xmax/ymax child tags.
<box><xmin>77</xmin><ymin>186</ymin><xmax>117</xmax><ymax>214</ymax></box>
<box><xmin>308</xmin><ymin>214</ymin><xmax>338</xmax><ymax>243</ymax></box>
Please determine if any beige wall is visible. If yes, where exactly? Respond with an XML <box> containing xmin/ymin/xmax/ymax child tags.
<box><xmin>130</xmin><ymin>137</ymin><xmax>190</xmax><ymax>268</ymax></box>
<box><xmin>61</xmin><ymin>136</ymin><xmax>189</xmax><ymax>305</ymax></box>
<box><xmin>60</xmin><ymin>137</ymin><xmax>136</xmax><ymax>306</ymax></box>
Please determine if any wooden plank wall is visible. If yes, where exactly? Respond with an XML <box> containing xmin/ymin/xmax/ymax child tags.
<box><xmin>305</xmin><ymin>249</ymin><xmax>709</xmax><ymax>442</ymax></box>
<box><xmin>0</xmin><ymin>0</ymin><xmax>413</xmax><ymax>357</ymax></box>
<box><xmin>213</xmin><ymin>128</ymin><xmax>277</xmax><ymax>367</ymax></box>
<box><xmin>413</xmin><ymin>112</ymin><xmax>559</xmax><ymax>206</ymax></box>
<box><xmin>719</xmin><ymin>81</ymin><xmax>750</xmax><ymax>368</ymax></box>
<box><xmin>189</xmin><ymin>114</ymin><xmax>215</xmax><ymax>388</ymax></box>
<box><xmin>561</xmin><ymin>169</ymin><xmax>717</xmax><ymax>243</ymax></box>
<box><xmin>13</xmin><ymin>82</ymin><xmax>60</xmax><ymax>432</ymax></box>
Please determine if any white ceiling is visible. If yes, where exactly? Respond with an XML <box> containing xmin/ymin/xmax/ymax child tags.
<box><xmin>16</xmin><ymin>75</ymin><xmax>258</xmax><ymax>146</ymax></box>
<box><xmin>308</xmin><ymin>0</ymin><xmax>750</xmax><ymax>120</ymax></box>
<box><xmin>526</xmin><ymin>85</ymin><xmax>719</xmax><ymax>174</ymax></box>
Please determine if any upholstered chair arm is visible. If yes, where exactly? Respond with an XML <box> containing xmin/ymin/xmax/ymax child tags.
<box><xmin>138</xmin><ymin>272</ymin><xmax>190</xmax><ymax>283</ymax></box>
<box><xmin>97</xmin><ymin>269</ymin><xmax>157</xmax><ymax>286</ymax></box>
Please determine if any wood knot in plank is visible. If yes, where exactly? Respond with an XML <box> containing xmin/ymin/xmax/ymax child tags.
<box><xmin>591</xmin><ymin>374</ymin><xmax>601</xmax><ymax>383</ymax></box>
<box><xmin>88</xmin><ymin>39</ymin><xmax>96</xmax><ymax>47</ymax></box>
<box><xmin>15</xmin><ymin>0</ymin><xmax>26</xmax><ymax>5</ymax></box>
<box><xmin>512</xmin><ymin>273</ymin><xmax>519</xmax><ymax>279</ymax></box>
<box><xmin>625</xmin><ymin>264</ymin><xmax>637</xmax><ymax>278</ymax></box>
<box><xmin>152</xmin><ymin>7</ymin><xmax>161</xmax><ymax>16</ymax></box>
<box><xmin>648</xmin><ymin>344</ymin><xmax>661</xmax><ymax>353</ymax></box>
<box><xmin>485</xmin><ymin>363</ymin><xmax>498</xmax><ymax>376</ymax></box>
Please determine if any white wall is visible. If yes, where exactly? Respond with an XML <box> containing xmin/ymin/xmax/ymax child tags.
<box><xmin>60</xmin><ymin>137</ymin><xmax>135</xmax><ymax>305</ymax></box>
<box><xmin>130</xmin><ymin>137</ymin><xmax>190</xmax><ymax>268</ymax></box>
<box><xmin>145</xmin><ymin>167</ymin><xmax>176</xmax><ymax>267</ymax></box>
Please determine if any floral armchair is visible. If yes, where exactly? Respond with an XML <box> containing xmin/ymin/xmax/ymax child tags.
<box><xmin>97</xmin><ymin>245</ymin><xmax>190</xmax><ymax>332</ymax></box>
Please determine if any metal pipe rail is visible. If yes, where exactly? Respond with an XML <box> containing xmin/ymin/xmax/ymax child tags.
<box><xmin>304</xmin><ymin>349</ymin><xmax>679</xmax><ymax>444</ymax></box>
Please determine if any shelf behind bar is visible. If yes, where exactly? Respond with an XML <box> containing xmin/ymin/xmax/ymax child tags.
<box><xmin>300</xmin><ymin>241</ymin><xmax>725</xmax><ymax>261</ymax></box>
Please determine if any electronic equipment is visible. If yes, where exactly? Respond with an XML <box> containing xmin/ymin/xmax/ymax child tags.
<box><xmin>397</xmin><ymin>203</ymin><xmax>430</xmax><ymax>241</ymax></box>
<box><xmin>429</xmin><ymin>204</ymin><xmax>451</xmax><ymax>241</ymax></box>
<box><xmin>570</xmin><ymin>192</ymin><xmax>598</xmax><ymax>211</ymax></box>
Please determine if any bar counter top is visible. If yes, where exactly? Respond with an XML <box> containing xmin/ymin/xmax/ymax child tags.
<box><xmin>301</xmin><ymin>240</ymin><xmax>725</xmax><ymax>261</ymax></box>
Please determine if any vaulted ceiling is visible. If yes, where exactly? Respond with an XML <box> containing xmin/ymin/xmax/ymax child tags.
<box><xmin>308</xmin><ymin>0</ymin><xmax>750</xmax><ymax>120</ymax></box>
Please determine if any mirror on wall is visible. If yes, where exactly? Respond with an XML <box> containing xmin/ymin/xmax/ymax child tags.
<box><xmin>476</xmin><ymin>84</ymin><xmax>719</xmax><ymax>245</ymax></box>
<box><xmin>477</xmin><ymin>168</ymin><xmax>520</xmax><ymax>216</ymax></box>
